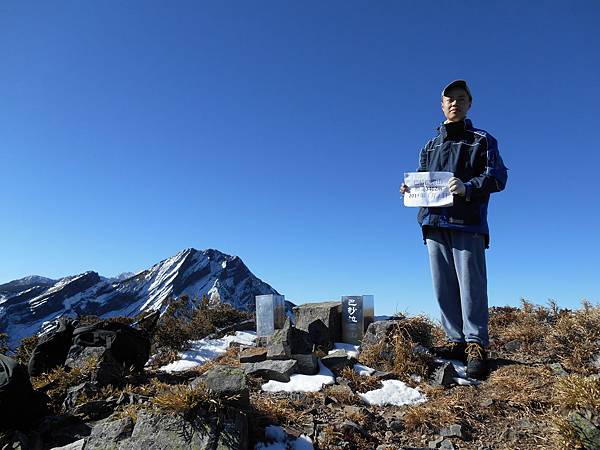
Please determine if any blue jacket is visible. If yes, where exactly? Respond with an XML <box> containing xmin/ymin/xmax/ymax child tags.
<box><xmin>416</xmin><ymin>118</ymin><xmax>508</xmax><ymax>247</ymax></box>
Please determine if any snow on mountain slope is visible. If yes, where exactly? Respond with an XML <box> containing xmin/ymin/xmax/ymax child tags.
<box><xmin>0</xmin><ymin>248</ymin><xmax>278</xmax><ymax>348</ymax></box>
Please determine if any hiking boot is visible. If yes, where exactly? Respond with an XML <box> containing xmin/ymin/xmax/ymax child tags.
<box><xmin>432</xmin><ymin>341</ymin><xmax>467</xmax><ymax>361</ymax></box>
<box><xmin>466</xmin><ymin>342</ymin><xmax>487</xmax><ymax>379</ymax></box>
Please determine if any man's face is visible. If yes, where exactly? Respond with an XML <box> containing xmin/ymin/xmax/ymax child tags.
<box><xmin>441</xmin><ymin>86</ymin><xmax>471</xmax><ymax>122</ymax></box>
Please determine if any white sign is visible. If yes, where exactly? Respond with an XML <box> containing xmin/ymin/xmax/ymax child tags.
<box><xmin>403</xmin><ymin>171</ymin><xmax>454</xmax><ymax>207</ymax></box>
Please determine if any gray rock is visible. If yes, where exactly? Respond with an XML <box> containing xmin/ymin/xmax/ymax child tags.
<box><xmin>568</xmin><ymin>410</ymin><xmax>600</xmax><ymax>450</ymax></box>
<box><xmin>504</xmin><ymin>339</ymin><xmax>523</xmax><ymax>352</ymax></box>
<box><xmin>243</xmin><ymin>359</ymin><xmax>297</xmax><ymax>382</ymax></box>
<box><xmin>267</xmin><ymin>318</ymin><xmax>293</xmax><ymax>359</ymax></box>
<box><xmin>194</xmin><ymin>365</ymin><xmax>249</xmax><ymax>408</ymax></box>
<box><xmin>86</xmin><ymin>417</ymin><xmax>134</xmax><ymax>450</ymax></box>
<box><xmin>439</xmin><ymin>424</ymin><xmax>463</xmax><ymax>439</ymax></box>
<box><xmin>115</xmin><ymin>408</ymin><xmax>248</xmax><ymax>450</ymax></box>
<box><xmin>63</xmin><ymin>382</ymin><xmax>99</xmax><ymax>411</ymax></box>
<box><xmin>389</xmin><ymin>420</ymin><xmax>404</xmax><ymax>432</ymax></box>
<box><xmin>429</xmin><ymin>362</ymin><xmax>458</xmax><ymax>387</ymax></box>
<box><xmin>321</xmin><ymin>350</ymin><xmax>354</xmax><ymax>372</ymax></box>
<box><xmin>293</xmin><ymin>301</ymin><xmax>342</xmax><ymax>351</ymax></box>
<box><xmin>549</xmin><ymin>362</ymin><xmax>569</xmax><ymax>377</ymax></box>
<box><xmin>50</xmin><ymin>439</ymin><xmax>86</xmax><ymax>450</ymax></box>
<box><xmin>428</xmin><ymin>437</ymin><xmax>443</xmax><ymax>448</ymax></box>
<box><xmin>239</xmin><ymin>347</ymin><xmax>267</xmax><ymax>363</ymax></box>
<box><xmin>292</xmin><ymin>353</ymin><xmax>319</xmax><ymax>375</ymax></box>
<box><xmin>428</xmin><ymin>438</ymin><xmax>455</xmax><ymax>449</ymax></box>
<box><xmin>92</xmin><ymin>350</ymin><xmax>126</xmax><ymax>387</ymax></box>
<box><xmin>65</xmin><ymin>345</ymin><xmax>105</xmax><ymax>370</ymax></box>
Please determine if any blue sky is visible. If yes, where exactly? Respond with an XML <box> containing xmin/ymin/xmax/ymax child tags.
<box><xmin>1</xmin><ymin>1</ymin><xmax>599</xmax><ymax>317</ymax></box>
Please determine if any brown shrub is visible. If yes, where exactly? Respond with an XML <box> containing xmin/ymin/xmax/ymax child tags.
<box><xmin>358</xmin><ymin>316</ymin><xmax>435</xmax><ymax>381</ymax></box>
<box><xmin>152</xmin><ymin>295</ymin><xmax>249</xmax><ymax>352</ymax></box>
<box><xmin>323</xmin><ymin>384</ymin><xmax>361</xmax><ymax>405</ymax></box>
<box><xmin>338</xmin><ymin>366</ymin><xmax>382</xmax><ymax>394</ymax></box>
<box><xmin>14</xmin><ymin>335</ymin><xmax>39</xmax><ymax>365</ymax></box>
<box><xmin>153</xmin><ymin>382</ymin><xmax>213</xmax><ymax>415</ymax></box>
<box><xmin>547</xmin><ymin>300</ymin><xmax>600</xmax><ymax>374</ymax></box>
<box><xmin>250</xmin><ymin>395</ymin><xmax>311</xmax><ymax>426</ymax></box>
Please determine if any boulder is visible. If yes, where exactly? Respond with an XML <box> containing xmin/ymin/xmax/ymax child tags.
<box><xmin>109</xmin><ymin>408</ymin><xmax>248</xmax><ymax>450</ymax></box>
<box><xmin>293</xmin><ymin>301</ymin><xmax>342</xmax><ymax>351</ymax></box>
<box><xmin>267</xmin><ymin>318</ymin><xmax>314</xmax><ymax>359</ymax></box>
<box><xmin>192</xmin><ymin>365</ymin><xmax>249</xmax><ymax>408</ymax></box>
<box><xmin>64</xmin><ymin>345</ymin><xmax>125</xmax><ymax>387</ymax></box>
<box><xmin>85</xmin><ymin>417</ymin><xmax>134</xmax><ymax>450</ymax></box>
<box><xmin>321</xmin><ymin>350</ymin><xmax>355</xmax><ymax>372</ymax></box>
<box><xmin>292</xmin><ymin>353</ymin><xmax>319</xmax><ymax>375</ymax></box>
<box><xmin>239</xmin><ymin>347</ymin><xmax>267</xmax><ymax>363</ymax></box>
<box><xmin>243</xmin><ymin>359</ymin><xmax>297</xmax><ymax>382</ymax></box>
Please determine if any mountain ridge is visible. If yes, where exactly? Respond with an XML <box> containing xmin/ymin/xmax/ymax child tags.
<box><xmin>0</xmin><ymin>248</ymin><xmax>279</xmax><ymax>347</ymax></box>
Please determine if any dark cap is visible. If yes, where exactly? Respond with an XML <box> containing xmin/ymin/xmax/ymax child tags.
<box><xmin>442</xmin><ymin>79</ymin><xmax>472</xmax><ymax>101</ymax></box>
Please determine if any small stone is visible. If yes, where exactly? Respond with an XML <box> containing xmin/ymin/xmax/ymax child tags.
<box><xmin>428</xmin><ymin>437</ymin><xmax>443</xmax><ymax>448</ymax></box>
<box><xmin>389</xmin><ymin>420</ymin><xmax>404</xmax><ymax>432</ymax></box>
<box><xmin>321</xmin><ymin>350</ymin><xmax>354</xmax><ymax>372</ymax></box>
<box><xmin>479</xmin><ymin>398</ymin><xmax>493</xmax><ymax>407</ymax></box>
<box><xmin>549</xmin><ymin>362</ymin><xmax>569</xmax><ymax>377</ymax></box>
<box><xmin>239</xmin><ymin>347</ymin><xmax>267</xmax><ymax>363</ymax></box>
<box><xmin>292</xmin><ymin>353</ymin><xmax>319</xmax><ymax>375</ymax></box>
<box><xmin>440</xmin><ymin>424</ymin><xmax>463</xmax><ymax>439</ymax></box>
<box><xmin>243</xmin><ymin>359</ymin><xmax>297</xmax><ymax>382</ymax></box>
<box><xmin>439</xmin><ymin>439</ymin><xmax>456</xmax><ymax>450</ymax></box>
<box><xmin>504</xmin><ymin>339</ymin><xmax>523</xmax><ymax>352</ymax></box>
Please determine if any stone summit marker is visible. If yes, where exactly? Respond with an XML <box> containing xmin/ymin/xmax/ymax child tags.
<box><xmin>255</xmin><ymin>294</ymin><xmax>286</xmax><ymax>337</ymax></box>
<box><xmin>341</xmin><ymin>295</ymin><xmax>374</xmax><ymax>345</ymax></box>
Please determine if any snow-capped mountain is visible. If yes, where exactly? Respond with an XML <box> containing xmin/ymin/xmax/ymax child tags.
<box><xmin>0</xmin><ymin>248</ymin><xmax>279</xmax><ymax>347</ymax></box>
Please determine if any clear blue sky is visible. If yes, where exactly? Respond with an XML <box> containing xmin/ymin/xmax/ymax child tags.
<box><xmin>1</xmin><ymin>1</ymin><xmax>599</xmax><ymax>317</ymax></box>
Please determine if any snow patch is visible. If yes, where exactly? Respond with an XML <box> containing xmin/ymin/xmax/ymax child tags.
<box><xmin>353</xmin><ymin>363</ymin><xmax>375</xmax><ymax>376</ymax></box>
<box><xmin>255</xmin><ymin>425</ymin><xmax>314</xmax><ymax>450</ymax></box>
<box><xmin>159</xmin><ymin>331</ymin><xmax>257</xmax><ymax>373</ymax></box>
<box><xmin>332</xmin><ymin>342</ymin><xmax>359</xmax><ymax>359</ymax></box>
<box><xmin>261</xmin><ymin>361</ymin><xmax>335</xmax><ymax>393</ymax></box>
<box><xmin>359</xmin><ymin>380</ymin><xmax>426</xmax><ymax>406</ymax></box>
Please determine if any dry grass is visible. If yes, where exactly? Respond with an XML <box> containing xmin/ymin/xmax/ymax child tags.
<box><xmin>153</xmin><ymin>381</ymin><xmax>213</xmax><ymax>415</ymax></box>
<box><xmin>250</xmin><ymin>394</ymin><xmax>312</xmax><ymax>426</ymax></box>
<box><xmin>31</xmin><ymin>356</ymin><xmax>98</xmax><ymax>410</ymax></box>
<box><xmin>488</xmin><ymin>299</ymin><xmax>600</xmax><ymax>374</ymax></box>
<box><xmin>338</xmin><ymin>366</ymin><xmax>382</xmax><ymax>393</ymax></box>
<box><xmin>551</xmin><ymin>374</ymin><xmax>600</xmax><ymax>449</ymax></box>
<box><xmin>323</xmin><ymin>384</ymin><xmax>361</xmax><ymax>405</ymax></box>
<box><xmin>13</xmin><ymin>335</ymin><xmax>39</xmax><ymax>365</ymax></box>
<box><xmin>547</xmin><ymin>300</ymin><xmax>600</xmax><ymax>374</ymax></box>
<box><xmin>190</xmin><ymin>346</ymin><xmax>241</xmax><ymax>377</ymax></box>
<box><xmin>358</xmin><ymin>315</ymin><xmax>436</xmax><ymax>381</ymax></box>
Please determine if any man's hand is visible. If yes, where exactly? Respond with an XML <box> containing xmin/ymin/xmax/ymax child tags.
<box><xmin>448</xmin><ymin>177</ymin><xmax>466</xmax><ymax>196</ymax></box>
<box><xmin>399</xmin><ymin>183</ymin><xmax>410</xmax><ymax>195</ymax></box>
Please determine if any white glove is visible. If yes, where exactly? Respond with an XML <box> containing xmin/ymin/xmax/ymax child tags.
<box><xmin>448</xmin><ymin>177</ymin><xmax>466</xmax><ymax>196</ymax></box>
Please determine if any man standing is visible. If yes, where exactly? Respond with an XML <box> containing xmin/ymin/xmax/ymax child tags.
<box><xmin>401</xmin><ymin>80</ymin><xmax>507</xmax><ymax>378</ymax></box>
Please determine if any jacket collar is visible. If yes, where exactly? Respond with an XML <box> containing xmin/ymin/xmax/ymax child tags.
<box><xmin>438</xmin><ymin>118</ymin><xmax>473</xmax><ymax>139</ymax></box>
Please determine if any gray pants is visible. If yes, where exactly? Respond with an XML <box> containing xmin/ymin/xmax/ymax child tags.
<box><xmin>425</xmin><ymin>227</ymin><xmax>489</xmax><ymax>346</ymax></box>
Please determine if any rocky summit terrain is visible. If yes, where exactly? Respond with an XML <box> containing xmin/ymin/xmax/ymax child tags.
<box><xmin>0</xmin><ymin>248</ymin><xmax>279</xmax><ymax>348</ymax></box>
<box><xmin>1</xmin><ymin>298</ymin><xmax>599</xmax><ymax>450</ymax></box>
